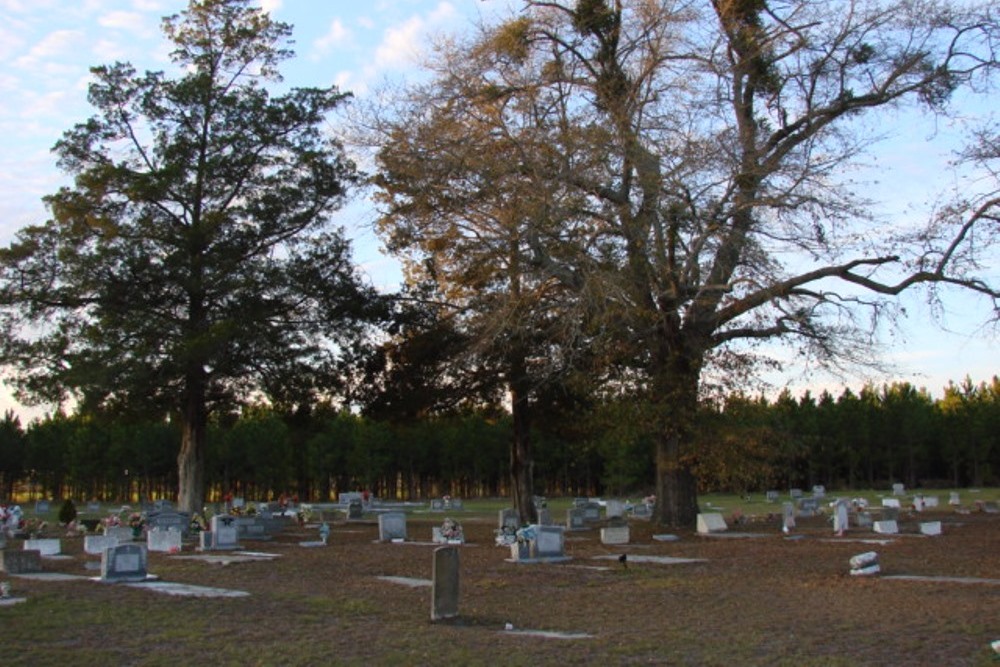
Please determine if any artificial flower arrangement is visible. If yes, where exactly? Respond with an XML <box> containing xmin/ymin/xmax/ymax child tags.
<box><xmin>190</xmin><ymin>513</ymin><xmax>208</xmax><ymax>532</ymax></box>
<box><xmin>439</xmin><ymin>517</ymin><xmax>464</xmax><ymax>543</ymax></box>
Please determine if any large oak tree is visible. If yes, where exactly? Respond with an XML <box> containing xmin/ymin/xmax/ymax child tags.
<box><xmin>374</xmin><ymin>0</ymin><xmax>1000</xmax><ymax>526</ymax></box>
<box><xmin>0</xmin><ymin>0</ymin><xmax>380</xmax><ymax>514</ymax></box>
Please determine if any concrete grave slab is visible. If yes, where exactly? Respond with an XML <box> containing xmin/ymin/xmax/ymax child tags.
<box><xmin>126</xmin><ymin>581</ymin><xmax>250</xmax><ymax>597</ymax></box>
<box><xmin>592</xmin><ymin>555</ymin><xmax>706</xmax><ymax>565</ymax></box>
<box><xmin>377</xmin><ymin>576</ymin><xmax>432</xmax><ymax>587</ymax></box>
<box><xmin>503</xmin><ymin>628</ymin><xmax>594</xmax><ymax>640</ymax></box>
<box><xmin>883</xmin><ymin>575</ymin><xmax>1000</xmax><ymax>586</ymax></box>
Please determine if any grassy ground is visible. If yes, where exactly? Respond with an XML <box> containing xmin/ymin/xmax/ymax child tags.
<box><xmin>2</xmin><ymin>489</ymin><xmax>999</xmax><ymax>666</ymax></box>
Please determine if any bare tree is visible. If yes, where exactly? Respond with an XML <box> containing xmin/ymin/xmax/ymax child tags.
<box><xmin>373</xmin><ymin>0</ymin><xmax>1000</xmax><ymax>526</ymax></box>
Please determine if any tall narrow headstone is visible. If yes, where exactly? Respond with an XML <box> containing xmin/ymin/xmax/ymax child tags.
<box><xmin>832</xmin><ymin>499</ymin><xmax>849</xmax><ymax>536</ymax></box>
<box><xmin>782</xmin><ymin>502</ymin><xmax>796</xmax><ymax>532</ymax></box>
<box><xmin>431</xmin><ymin>546</ymin><xmax>459</xmax><ymax>621</ymax></box>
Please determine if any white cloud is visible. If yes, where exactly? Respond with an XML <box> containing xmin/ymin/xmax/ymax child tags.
<box><xmin>312</xmin><ymin>18</ymin><xmax>353</xmax><ymax>57</ymax></box>
<box><xmin>98</xmin><ymin>11</ymin><xmax>147</xmax><ymax>32</ymax></box>
<box><xmin>13</xmin><ymin>29</ymin><xmax>84</xmax><ymax>69</ymax></box>
<box><xmin>260</xmin><ymin>0</ymin><xmax>283</xmax><ymax>14</ymax></box>
<box><xmin>373</xmin><ymin>3</ymin><xmax>457</xmax><ymax>69</ymax></box>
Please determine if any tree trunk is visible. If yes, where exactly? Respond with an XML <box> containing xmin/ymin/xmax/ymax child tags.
<box><xmin>652</xmin><ymin>353</ymin><xmax>702</xmax><ymax>529</ymax></box>
<box><xmin>176</xmin><ymin>377</ymin><xmax>207</xmax><ymax>516</ymax></box>
<box><xmin>510</xmin><ymin>360</ymin><xmax>538</xmax><ymax>525</ymax></box>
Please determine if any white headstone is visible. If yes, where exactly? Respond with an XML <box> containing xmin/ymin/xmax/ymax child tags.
<box><xmin>948</xmin><ymin>492</ymin><xmax>961</xmax><ymax>506</ymax></box>
<box><xmin>832</xmin><ymin>500</ymin><xmax>849</xmax><ymax>535</ymax></box>
<box><xmin>23</xmin><ymin>538</ymin><xmax>61</xmax><ymax>556</ymax></box>
<box><xmin>696</xmin><ymin>513</ymin><xmax>728</xmax><ymax>534</ymax></box>
<box><xmin>209</xmin><ymin>515</ymin><xmax>239</xmax><ymax>549</ymax></box>
<box><xmin>600</xmin><ymin>524</ymin><xmax>630</xmax><ymax>545</ymax></box>
<box><xmin>892</xmin><ymin>483</ymin><xmax>905</xmax><ymax>496</ymax></box>
<box><xmin>873</xmin><ymin>520</ymin><xmax>899</xmax><ymax>534</ymax></box>
<box><xmin>605</xmin><ymin>500</ymin><xmax>626</xmax><ymax>519</ymax></box>
<box><xmin>881</xmin><ymin>498</ymin><xmax>901</xmax><ymax>509</ymax></box>
<box><xmin>919</xmin><ymin>521</ymin><xmax>942</xmax><ymax>536</ymax></box>
<box><xmin>782</xmin><ymin>502</ymin><xmax>796</xmax><ymax>531</ymax></box>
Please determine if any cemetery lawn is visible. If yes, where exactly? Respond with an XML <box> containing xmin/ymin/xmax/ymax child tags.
<box><xmin>3</xmin><ymin>496</ymin><xmax>999</xmax><ymax>666</ymax></box>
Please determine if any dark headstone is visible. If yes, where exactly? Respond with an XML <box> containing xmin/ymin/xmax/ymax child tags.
<box><xmin>0</xmin><ymin>549</ymin><xmax>42</xmax><ymax>574</ymax></box>
<box><xmin>431</xmin><ymin>546</ymin><xmax>460</xmax><ymax>621</ymax></box>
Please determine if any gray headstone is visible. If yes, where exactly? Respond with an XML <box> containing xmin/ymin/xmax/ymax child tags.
<box><xmin>431</xmin><ymin>546</ymin><xmax>460</xmax><ymax>621</ymax></box>
<box><xmin>450</xmin><ymin>498</ymin><xmax>464</xmax><ymax>511</ymax></box>
<box><xmin>566</xmin><ymin>508</ymin><xmax>586</xmax><ymax>530</ymax></box>
<box><xmin>797</xmin><ymin>497</ymin><xmax>820</xmax><ymax>516</ymax></box>
<box><xmin>789</xmin><ymin>488</ymin><xmax>803</xmax><ymax>499</ymax></box>
<box><xmin>147</xmin><ymin>511</ymin><xmax>189</xmax><ymax>536</ymax></box>
<box><xmin>537</xmin><ymin>508</ymin><xmax>553</xmax><ymax>526</ymax></box>
<box><xmin>347</xmin><ymin>499</ymin><xmax>364</xmax><ymax>520</ymax></box>
<box><xmin>430</xmin><ymin>499</ymin><xmax>445</xmax><ymax>511</ymax></box>
<box><xmin>949</xmin><ymin>492</ymin><xmax>961</xmax><ymax>505</ymax></box>
<box><xmin>782</xmin><ymin>502</ymin><xmax>795</xmax><ymax>531</ymax></box>
<box><xmin>919</xmin><ymin>521</ymin><xmax>942</xmax><ymax>536</ymax></box>
<box><xmin>892</xmin><ymin>483</ymin><xmax>905</xmax><ymax>496</ymax></box>
<box><xmin>531</xmin><ymin>525</ymin><xmax>565</xmax><ymax>558</ymax></box>
<box><xmin>147</xmin><ymin>528</ymin><xmax>183</xmax><ymax>553</ymax></box>
<box><xmin>85</xmin><ymin>534</ymin><xmax>120</xmax><ymax>555</ymax></box>
<box><xmin>209</xmin><ymin>515</ymin><xmax>239</xmax><ymax>549</ymax></box>
<box><xmin>34</xmin><ymin>500</ymin><xmax>50</xmax><ymax>514</ymax></box>
<box><xmin>101</xmin><ymin>543</ymin><xmax>148</xmax><ymax>582</ymax></box>
<box><xmin>104</xmin><ymin>526</ymin><xmax>135</xmax><ymax>543</ymax></box>
<box><xmin>581</xmin><ymin>502</ymin><xmax>601</xmax><ymax>523</ymax></box>
<box><xmin>86</xmin><ymin>502</ymin><xmax>101</xmax><ymax>513</ymax></box>
<box><xmin>339</xmin><ymin>492</ymin><xmax>362</xmax><ymax>506</ymax></box>
<box><xmin>882</xmin><ymin>506</ymin><xmax>900</xmax><ymax>521</ymax></box>
<box><xmin>1</xmin><ymin>549</ymin><xmax>42</xmax><ymax>574</ymax></box>
<box><xmin>766</xmin><ymin>490</ymin><xmax>780</xmax><ymax>502</ymax></box>
<box><xmin>498</xmin><ymin>509</ymin><xmax>519</xmax><ymax>531</ymax></box>
<box><xmin>378</xmin><ymin>512</ymin><xmax>407</xmax><ymax>542</ymax></box>
<box><xmin>832</xmin><ymin>500</ymin><xmax>849</xmax><ymax>534</ymax></box>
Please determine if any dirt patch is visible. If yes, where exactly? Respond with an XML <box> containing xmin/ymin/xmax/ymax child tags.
<box><xmin>3</xmin><ymin>509</ymin><xmax>999</xmax><ymax>666</ymax></box>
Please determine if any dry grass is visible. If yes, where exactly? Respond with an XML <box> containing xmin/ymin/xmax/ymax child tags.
<box><xmin>2</xmin><ymin>502</ymin><xmax>999</xmax><ymax>666</ymax></box>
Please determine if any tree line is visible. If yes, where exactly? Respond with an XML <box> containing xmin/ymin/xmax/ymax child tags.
<box><xmin>1</xmin><ymin>377</ymin><xmax>995</xmax><ymax>506</ymax></box>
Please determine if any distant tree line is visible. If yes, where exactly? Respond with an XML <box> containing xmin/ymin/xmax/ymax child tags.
<box><xmin>1</xmin><ymin>377</ymin><xmax>996</xmax><ymax>505</ymax></box>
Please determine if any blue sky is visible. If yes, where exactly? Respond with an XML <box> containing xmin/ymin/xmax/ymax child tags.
<box><xmin>0</xmin><ymin>0</ymin><xmax>995</xmax><ymax>420</ymax></box>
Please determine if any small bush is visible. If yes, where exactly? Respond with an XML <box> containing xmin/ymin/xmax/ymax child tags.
<box><xmin>58</xmin><ymin>499</ymin><xmax>77</xmax><ymax>525</ymax></box>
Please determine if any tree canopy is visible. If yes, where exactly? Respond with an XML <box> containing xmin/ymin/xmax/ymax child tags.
<box><xmin>370</xmin><ymin>0</ymin><xmax>1000</xmax><ymax>526</ymax></box>
<box><xmin>0</xmin><ymin>0</ymin><xmax>383</xmax><ymax>514</ymax></box>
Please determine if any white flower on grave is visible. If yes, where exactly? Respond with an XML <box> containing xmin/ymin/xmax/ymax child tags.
<box><xmin>440</xmin><ymin>517</ymin><xmax>463</xmax><ymax>541</ymax></box>
<box><xmin>991</xmin><ymin>639</ymin><xmax>1000</xmax><ymax>655</ymax></box>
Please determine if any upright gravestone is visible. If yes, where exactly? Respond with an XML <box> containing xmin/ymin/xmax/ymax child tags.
<box><xmin>581</xmin><ymin>502</ymin><xmax>601</xmax><ymax>523</ymax></box>
<box><xmin>919</xmin><ymin>521</ymin><xmax>942</xmax><ymax>536</ymax></box>
<box><xmin>832</xmin><ymin>499</ymin><xmax>849</xmax><ymax>536</ymax></box>
<box><xmin>23</xmin><ymin>538</ymin><xmax>61</xmax><ymax>556</ymax></box>
<box><xmin>782</xmin><ymin>502</ymin><xmax>796</xmax><ymax>532</ymax></box>
<box><xmin>431</xmin><ymin>546</ymin><xmax>460</xmax><ymax>621</ymax></box>
<box><xmin>789</xmin><ymin>488</ymin><xmax>803</xmax><ymax>499</ymax></box>
<box><xmin>430</xmin><ymin>499</ymin><xmax>445</xmax><ymax>512</ymax></box>
<box><xmin>797</xmin><ymin>497</ymin><xmax>820</xmax><ymax>517</ymax></box>
<box><xmin>881</xmin><ymin>497</ymin><xmax>901</xmax><ymax>509</ymax></box>
<box><xmin>347</xmin><ymin>499</ymin><xmax>364</xmax><ymax>521</ymax></box>
<box><xmin>882</xmin><ymin>506</ymin><xmax>900</xmax><ymax>521</ymax></box>
<box><xmin>531</xmin><ymin>525</ymin><xmax>567</xmax><ymax>559</ymax></box>
<box><xmin>949</xmin><ymin>491</ymin><xmax>961</xmax><ymax>506</ymax></box>
<box><xmin>872</xmin><ymin>519</ymin><xmax>899</xmax><ymax>535</ymax></box>
<box><xmin>84</xmin><ymin>534</ymin><xmax>120</xmax><ymax>556</ymax></box>
<box><xmin>537</xmin><ymin>508</ymin><xmax>553</xmax><ymax>526</ymax></box>
<box><xmin>566</xmin><ymin>508</ymin><xmax>586</xmax><ymax>531</ymax></box>
<box><xmin>104</xmin><ymin>525</ymin><xmax>135</xmax><ymax>543</ymax></box>
<box><xmin>206</xmin><ymin>514</ymin><xmax>240</xmax><ymax>550</ymax></box>
<box><xmin>378</xmin><ymin>512</ymin><xmax>407</xmax><ymax>542</ymax></box>
<box><xmin>812</xmin><ymin>485</ymin><xmax>826</xmax><ymax>498</ymax></box>
<box><xmin>766</xmin><ymin>490</ymin><xmax>780</xmax><ymax>503</ymax></box>
<box><xmin>600</xmin><ymin>517</ymin><xmax>630</xmax><ymax>545</ymax></box>
<box><xmin>147</xmin><ymin>528</ymin><xmax>183</xmax><ymax>553</ymax></box>
<box><xmin>696</xmin><ymin>513</ymin><xmax>728</xmax><ymax>534</ymax></box>
<box><xmin>34</xmin><ymin>500</ymin><xmax>50</xmax><ymax>514</ymax></box>
<box><xmin>605</xmin><ymin>500</ymin><xmax>626</xmax><ymax>519</ymax></box>
<box><xmin>498</xmin><ymin>509</ymin><xmax>519</xmax><ymax>531</ymax></box>
<box><xmin>101</xmin><ymin>543</ymin><xmax>149</xmax><ymax>583</ymax></box>
<box><xmin>147</xmin><ymin>511</ymin><xmax>189</xmax><ymax>537</ymax></box>
<box><xmin>892</xmin><ymin>483</ymin><xmax>905</xmax><ymax>496</ymax></box>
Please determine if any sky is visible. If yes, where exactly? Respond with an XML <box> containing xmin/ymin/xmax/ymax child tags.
<box><xmin>0</xmin><ymin>0</ymin><xmax>996</xmax><ymax>421</ymax></box>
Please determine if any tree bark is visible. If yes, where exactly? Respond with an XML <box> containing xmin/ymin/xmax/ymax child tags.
<box><xmin>652</xmin><ymin>350</ymin><xmax>702</xmax><ymax>528</ymax></box>
<box><xmin>510</xmin><ymin>355</ymin><xmax>538</xmax><ymax>525</ymax></box>
<box><xmin>176</xmin><ymin>373</ymin><xmax>207</xmax><ymax>516</ymax></box>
